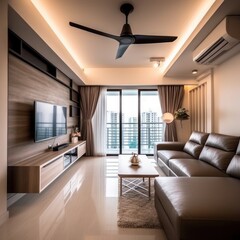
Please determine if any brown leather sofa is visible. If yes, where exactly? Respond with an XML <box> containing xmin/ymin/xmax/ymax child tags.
<box><xmin>154</xmin><ymin>132</ymin><xmax>240</xmax><ymax>240</ymax></box>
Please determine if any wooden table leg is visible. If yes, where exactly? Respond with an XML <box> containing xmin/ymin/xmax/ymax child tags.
<box><xmin>120</xmin><ymin>177</ymin><xmax>122</xmax><ymax>196</ymax></box>
<box><xmin>149</xmin><ymin>177</ymin><xmax>151</xmax><ymax>198</ymax></box>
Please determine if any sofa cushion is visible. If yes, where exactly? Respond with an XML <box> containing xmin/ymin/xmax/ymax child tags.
<box><xmin>188</xmin><ymin>131</ymin><xmax>209</xmax><ymax>145</ymax></box>
<box><xmin>157</xmin><ymin>150</ymin><xmax>194</xmax><ymax>165</ymax></box>
<box><xmin>183</xmin><ymin>131</ymin><xmax>209</xmax><ymax>158</ymax></box>
<box><xmin>199</xmin><ymin>133</ymin><xmax>239</xmax><ymax>171</ymax></box>
<box><xmin>204</xmin><ymin>133</ymin><xmax>239</xmax><ymax>151</ymax></box>
<box><xmin>227</xmin><ymin>155</ymin><xmax>240</xmax><ymax>178</ymax></box>
<box><xmin>154</xmin><ymin>177</ymin><xmax>240</xmax><ymax>240</ymax></box>
<box><xmin>169</xmin><ymin>158</ymin><xmax>228</xmax><ymax>177</ymax></box>
<box><xmin>226</xmin><ymin>141</ymin><xmax>240</xmax><ymax>179</ymax></box>
<box><xmin>183</xmin><ymin>141</ymin><xmax>204</xmax><ymax>159</ymax></box>
<box><xmin>199</xmin><ymin>147</ymin><xmax>235</xmax><ymax>171</ymax></box>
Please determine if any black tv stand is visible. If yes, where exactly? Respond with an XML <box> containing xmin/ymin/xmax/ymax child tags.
<box><xmin>52</xmin><ymin>143</ymin><xmax>69</xmax><ymax>151</ymax></box>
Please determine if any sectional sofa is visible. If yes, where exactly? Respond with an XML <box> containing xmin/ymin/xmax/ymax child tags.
<box><xmin>154</xmin><ymin>131</ymin><xmax>240</xmax><ymax>240</ymax></box>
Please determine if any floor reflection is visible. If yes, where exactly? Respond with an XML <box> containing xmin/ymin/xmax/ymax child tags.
<box><xmin>0</xmin><ymin>156</ymin><xmax>166</xmax><ymax>240</ymax></box>
<box><xmin>104</xmin><ymin>158</ymin><xmax>119</xmax><ymax>198</ymax></box>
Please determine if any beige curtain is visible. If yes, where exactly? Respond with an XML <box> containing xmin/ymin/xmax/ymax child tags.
<box><xmin>158</xmin><ymin>85</ymin><xmax>184</xmax><ymax>141</ymax></box>
<box><xmin>79</xmin><ymin>86</ymin><xmax>100</xmax><ymax>156</ymax></box>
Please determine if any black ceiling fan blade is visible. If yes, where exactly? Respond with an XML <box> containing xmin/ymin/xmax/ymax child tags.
<box><xmin>69</xmin><ymin>3</ymin><xmax>178</xmax><ymax>59</ymax></box>
<box><xmin>69</xmin><ymin>22</ymin><xmax>120</xmax><ymax>41</ymax></box>
<box><xmin>134</xmin><ymin>35</ymin><xmax>177</xmax><ymax>44</ymax></box>
<box><xmin>116</xmin><ymin>44</ymin><xmax>131</xmax><ymax>59</ymax></box>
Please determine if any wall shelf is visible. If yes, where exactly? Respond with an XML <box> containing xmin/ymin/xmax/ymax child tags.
<box><xmin>70</xmin><ymin>89</ymin><xmax>79</xmax><ymax>103</ymax></box>
<box><xmin>70</xmin><ymin>105</ymin><xmax>80</xmax><ymax>117</ymax></box>
<box><xmin>9</xmin><ymin>30</ymin><xmax>57</xmax><ymax>78</ymax></box>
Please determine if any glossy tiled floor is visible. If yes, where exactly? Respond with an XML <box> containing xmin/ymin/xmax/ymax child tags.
<box><xmin>0</xmin><ymin>157</ymin><xmax>167</xmax><ymax>240</ymax></box>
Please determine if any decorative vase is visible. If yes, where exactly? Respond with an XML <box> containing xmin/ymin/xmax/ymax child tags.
<box><xmin>130</xmin><ymin>153</ymin><xmax>140</xmax><ymax>166</ymax></box>
<box><xmin>71</xmin><ymin>136</ymin><xmax>78</xmax><ymax>143</ymax></box>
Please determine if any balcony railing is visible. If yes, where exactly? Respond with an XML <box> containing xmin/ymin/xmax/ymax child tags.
<box><xmin>35</xmin><ymin>122</ymin><xmax>66</xmax><ymax>140</ymax></box>
<box><xmin>107</xmin><ymin>122</ymin><xmax>164</xmax><ymax>154</ymax></box>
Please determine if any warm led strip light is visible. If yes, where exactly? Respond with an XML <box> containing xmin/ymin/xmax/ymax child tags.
<box><xmin>162</xmin><ymin>0</ymin><xmax>218</xmax><ymax>73</ymax></box>
<box><xmin>31</xmin><ymin>0</ymin><xmax>85</xmax><ymax>71</ymax></box>
<box><xmin>31</xmin><ymin>0</ymin><xmax>218</xmax><ymax>73</ymax></box>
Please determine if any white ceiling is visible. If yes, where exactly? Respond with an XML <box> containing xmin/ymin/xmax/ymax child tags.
<box><xmin>29</xmin><ymin>0</ymin><xmax>216</xmax><ymax>69</ymax></box>
<box><xmin>10</xmin><ymin>0</ymin><xmax>240</xmax><ymax>85</ymax></box>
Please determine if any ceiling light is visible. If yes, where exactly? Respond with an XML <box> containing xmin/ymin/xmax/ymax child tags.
<box><xmin>153</xmin><ymin>62</ymin><xmax>160</xmax><ymax>68</ymax></box>
<box><xmin>192</xmin><ymin>69</ymin><xmax>198</xmax><ymax>75</ymax></box>
<box><xmin>150</xmin><ymin>57</ymin><xmax>165</xmax><ymax>68</ymax></box>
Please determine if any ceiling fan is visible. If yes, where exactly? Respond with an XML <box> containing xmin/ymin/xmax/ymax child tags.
<box><xmin>69</xmin><ymin>3</ymin><xmax>177</xmax><ymax>59</ymax></box>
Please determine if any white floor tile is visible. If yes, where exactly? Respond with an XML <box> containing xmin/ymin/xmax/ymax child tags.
<box><xmin>0</xmin><ymin>156</ymin><xmax>167</xmax><ymax>240</ymax></box>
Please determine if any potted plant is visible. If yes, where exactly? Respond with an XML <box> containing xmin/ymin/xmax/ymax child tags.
<box><xmin>174</xmin><ymin>108</ymin><xmax>190</xmax><ymax>127</ymax></box>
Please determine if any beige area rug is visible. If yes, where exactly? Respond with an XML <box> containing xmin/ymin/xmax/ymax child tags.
<box><xmin>117</xmin><ymin>178</ymin><xmax>161</xmax><ymax>229</ymax></box>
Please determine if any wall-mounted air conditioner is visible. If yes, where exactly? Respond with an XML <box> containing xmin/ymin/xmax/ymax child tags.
<box><xmin>193</xmin><ymin>16</ymin><xmax>240</xmax><ymax>65</ymax></box>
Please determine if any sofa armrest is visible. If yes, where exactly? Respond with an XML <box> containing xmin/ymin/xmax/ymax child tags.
<box><xmin>154</xmin><ymin>142</ymin><xmax>185</xmax><ymax>161</ymax></box>
<box><xmin>155</xmin><ymin>142</ymin><xmax>185</xmax><ymax>151</ymax></box>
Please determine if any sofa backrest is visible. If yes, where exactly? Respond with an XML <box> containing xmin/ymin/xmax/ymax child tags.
<box><xmin>183</xmin><ymin>131</ymin><xmax>209</xmax><ymax>158</ymax></box>
<box><xmin>199</xmin><ymin>133</ymin><xmax>240</xmax><ymax>171</ymax></box>
<box><xmin>226</xmin><ymin>140</ymin><xmax>240</xmax><ymax>178</ymax></box>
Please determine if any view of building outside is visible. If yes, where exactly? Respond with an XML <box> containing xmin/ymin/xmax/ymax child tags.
<box><xmin>141</xmin><ymin>111</ymin><xmax>163</xmax><ymax>154</ymax></box>
<box><xmin>107</xmin><ymin>90</ymin><xmax>163</xmax><ymax>155</ymax></box>
<box><xmin>121</xmin><ymin>90</ymin><xmax>138</xmax><ymax>154</ymax></box>
<box><xmin>107</xmin><ymin>91</ymin><xmax>120</xmax><ymax>154</ymax></box>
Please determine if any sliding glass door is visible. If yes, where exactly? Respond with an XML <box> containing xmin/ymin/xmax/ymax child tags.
<box><xmin>140</xmin><ymin>90</ymin><xmax>163</xmax><ymax>154</ymax></box>
<box><xmin>106</xmin><ymin>90</ymin><xmax>120</xmax><ymax>154</ymax></box>
<box><xmin>106</xmin><ymin>89</ymin><xmax>163</xmax><ymax>155</ymax></box>
<box><xmin>122</xmin><ymin>90</ymin><xmax>138</xmax><ymax>154</ymax></box>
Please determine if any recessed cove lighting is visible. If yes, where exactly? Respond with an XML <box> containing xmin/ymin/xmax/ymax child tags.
<box><xmin>31</xmin><ymin>0</ymin><xmax>85</xmax><ymax>70</ymax></box>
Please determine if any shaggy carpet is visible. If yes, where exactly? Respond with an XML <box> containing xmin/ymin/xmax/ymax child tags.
<box><xmin>117</xmin><ymin>179</ymin><xmax>161</xmax><ymax>229</ymax></box>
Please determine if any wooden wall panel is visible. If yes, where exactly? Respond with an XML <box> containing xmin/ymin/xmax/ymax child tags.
<box><xmin>189</xmin><ymin>82</ymin><xmax>208</xmax><ymax>132</ymax></box>
<box><xmin>71</xmin><ymin>81</ymin><xmax>78</xmax><ymax>92</ymax></box>
<box><xmin>8</xmin><ymin>54</ymin><xmax>78</xmax><ymax>165</ymax></box>
<box><xmin>56</xmin><ymin>69</ymin><xmax>71</xmax><ymax>87</ymax></box>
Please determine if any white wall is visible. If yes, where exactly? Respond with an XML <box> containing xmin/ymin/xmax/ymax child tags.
<box><xmin>213</xmin><ymin>52</ymin><xmax>240</xmax><ymax>135</ymax></box>
<box><xmin>0</xmin><ymin>0</ymin><xmax>9</xmax><ymax>225</ymax></box>
<box><xmin>84</xmin><ymin>68</ymin><xmax>197</xmax><ymax>86</ymax></box>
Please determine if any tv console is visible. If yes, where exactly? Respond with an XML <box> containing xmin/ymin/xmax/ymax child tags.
<box><xmin>8</xmin><ymin>141</ymin><xmax>86</xmax><ymax>193</ymax></box>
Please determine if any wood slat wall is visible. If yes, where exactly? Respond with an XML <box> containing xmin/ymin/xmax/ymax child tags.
<box><xmin>190</xmin><ymin>83</ymin><xmax>207</xmax><ymax>132</ymax></box>
<box><xmin>189</xmin><ymin>72</ymin><xmax>213</xmax><ymax>133</ymax></box>
<box><xmin>8</xmin><ymin>54</ymin><xmax>79</xmax><ymax>165</ymax></box>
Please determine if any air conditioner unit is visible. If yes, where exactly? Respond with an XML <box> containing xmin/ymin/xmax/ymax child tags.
<box><xmin>193</xmin><ymin>16</ymin><xmax>240</xmax><ymax>65</ymax></box>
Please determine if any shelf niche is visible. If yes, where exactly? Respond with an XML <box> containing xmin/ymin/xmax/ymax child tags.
<box><xmin>8</xmin><ymin>30</ymin><xmax>57</xmax><ymax>78</ymax></box>
<box><xmin>70</xmin><ymin>105</ymin><xmax>80</xmax><ymax>117</ymax></box>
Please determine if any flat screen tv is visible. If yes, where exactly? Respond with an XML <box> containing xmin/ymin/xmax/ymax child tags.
<box><xmin>34</xmin><ymin>101</ymin><xmax>67</xmax><ymax>142</ymax></box>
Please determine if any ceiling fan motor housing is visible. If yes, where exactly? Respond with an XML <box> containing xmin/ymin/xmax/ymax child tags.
<box><xmin>121</xmin><ymin>23</ymin><xmax>133</xmax><ymax>36</ymax></box>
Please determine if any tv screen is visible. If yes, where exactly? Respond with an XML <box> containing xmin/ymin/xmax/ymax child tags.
<box><xmin>34</xmin><ymin>101</ymin><xmax>67</xmax><ymax>142</ymax></box>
